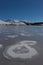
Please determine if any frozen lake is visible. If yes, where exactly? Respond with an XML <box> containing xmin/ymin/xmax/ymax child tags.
<box><xmin>0</xmin><ymin>26</ymin><xmax>43</xmax><ymax>65</ymax></box>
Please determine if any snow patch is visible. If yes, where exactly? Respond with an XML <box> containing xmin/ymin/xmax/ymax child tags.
<box><xmin>3</xmin><ymin>40</ymin><xmax>38</xmax><ymax>59</ymax></box>
<box><xmin>0</xmin><ymin>44</ymin><xmax>3</xmax><ymax>48</ymax></box>
<box><xmin>7</xmin><ymin>35</ymin><xmax>18</xmax><ymax>38</ymax></box>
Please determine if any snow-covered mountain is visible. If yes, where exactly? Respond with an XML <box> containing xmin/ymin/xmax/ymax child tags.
<box><xmin>0</xmin><ymin>20</ymin><xmax>11</xmax><ymax>25</ymax></box>
<box><xmin>0</xmin><ymin>19</ymin><xmax>26</xmax><ymax>25</ymax></box>
<box><xmin>13</xmin><ymin>20</ymin><xmax>26</xmax><ymax>25</ymax></box>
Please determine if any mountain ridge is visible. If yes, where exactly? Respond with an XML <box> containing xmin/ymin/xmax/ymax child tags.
<box><xmin>0</xmin><ymin>19</ymin><xmax>43</xmax><ymax>25</ymax></box>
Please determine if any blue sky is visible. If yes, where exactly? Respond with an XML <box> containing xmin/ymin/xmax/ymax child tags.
<box><xmin>0</xmin><ymin>0</ymin><xmax>43</xmax><ymax>22</ymax></box>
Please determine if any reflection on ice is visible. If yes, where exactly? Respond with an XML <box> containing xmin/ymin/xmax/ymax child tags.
<box><xmin>3</xmin><ymin>40</ymin><xmax>38</xmax><ymax>59</ymax></box>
